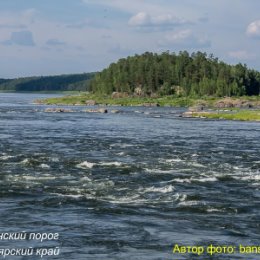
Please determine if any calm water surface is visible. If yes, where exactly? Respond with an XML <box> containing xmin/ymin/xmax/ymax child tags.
<box><xmin>0</xmin><ymin>93</ymin><xmax>259</xmax><ymax>259</ymax></box>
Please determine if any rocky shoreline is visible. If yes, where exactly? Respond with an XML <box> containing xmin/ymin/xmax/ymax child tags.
<box><xmin>35</xmin><ymin>95</ymin><xmax>260</xmax><ymax>121</ymax></box>
<box><xmin>43</xmin><ymin>107</ymin><xmax>121</xmax><ymax>114</ymax></box>
<box><xmin>35</xmin><ymin>94</ymin><xmax>260</xmax><ymax>108</ymax></box>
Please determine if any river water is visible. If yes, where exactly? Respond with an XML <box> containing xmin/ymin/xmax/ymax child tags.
<box><xmin>0</xmin><ymin>93</ymin><xmax>259</xmax><ymax>260</ymax></box>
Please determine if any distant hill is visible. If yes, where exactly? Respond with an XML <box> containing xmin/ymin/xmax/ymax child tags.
<box><xmin>0</xmin><ymin>73</ymin><xmax>95</xmax><ymax>92</ymax></box>
<box><xmin>90</xmin><ymin>51</ymin><xmax>260</xmax><ymax>97</ymax></box>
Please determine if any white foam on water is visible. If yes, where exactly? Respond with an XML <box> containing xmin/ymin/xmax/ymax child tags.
<box><xmin>178</xmin><ymin>200</ymin><xmax>205</xmax><ymax>207</ymax></box>
<box><xmin>102</xmin><ymin>194</ymin><xmax>147</xmax><ymax>205</ymax></box>
<box><xmin>80</xmin><ymin>176</ymin><xmax>92</xmax><ymax>182</ymax></box>
<box><xmin>22</xmin><ymin>175</ymin><xmax>56</xmax><ymax>181</ymax></box>
<box><xmin>76</xmin><ymin>161</ymin><xmax>95</xmax><ymax>169</ymax></box>
<box><xmin>234</xmin><ymin>174</ymin><xmax>260</xmax><ymax>181</ymax></box>
<box><xmin>173</xmin><ymin>178</ymin><xmax>191</xmax><ymax>183</ymax></box>
<box><xmin>179</xmin><ymin>193</ymin><xmax>187</xmax><ymax>202</ymax></box>
<box><xmin>144</xmin><ymin>168</ymin><xmax>176</xmax><ymax>174</ymax></box>
<box><xmin>21</xmin><ymin>158</ymin><xmax>30</xmax><ymax>164</ymax></box>
<box><xmin>51</xmin><ymin>193</ymin><xmax>84</xmax><ymax>199</ymax></box>
<box><xmin>165</xmin><ymin>158</ymin><xmax>183</xmax><ymax>163</ymax></box>
<box><xmin>50</xmin><ymin>157</ymin><xmax>60</xmax><ymax>162</ymax></box>
<box><xmin>188</xmin><ymin>162</ymin><xmax>206</xmax><ymax>168</ymax></box>
<box><xmin>114</xmin><ymin>187</ymin><xmax>129</xmax><ymax>191</ymax></box>
<box><xmin>140</xmin><ymin>185</ymin><xmax>175</xmax><ymax>194</ymax></box>
<box><xmin>206</xmin><ymin>207</ymin><xmax>226</xmax><ymax>213</ymax></box>
<box><xmin>192</xmin><ymin>176</ymin><xmax>218</xmax><ymax>182</ymax></box>
<box><xmin>76</xmin><ymin>161</ymin><xmax>124</xmax><ymax>169</ymax></box>
<box><xmin>233</xmin><ymin>166</ymin><xmax>243</xmax><ymax>170</ymax></box>
<box><xmin>99</xmin><ymin>162</ymin><xmax>123</xmax><ymax>167</ymax></box>
<box><xmin>116</xmin><ymin>152</ymin><xmax>125</xmax><ymax>156</ymax></box>
<box><xmin>97</xmin><ymin>188</ymin><xmax>185</xmax><ymax>205</ymax></box>
<box><xmin>0</xmin><ymin>155</ymin><xmax>15</xmax><ymax>160</ymax></box>
<box><xmin>81</xmin><ymin>180</ymin><xmax>115</xmax><ymax>190</ymax></box>
<box><xmin>39</xmin><ymin>163</ymin><xmax>50</xmax><ymax>169</ymax></box>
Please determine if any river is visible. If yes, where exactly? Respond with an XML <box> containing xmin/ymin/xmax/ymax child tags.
<box><xmin>0</xmin><ymin>93</ymin><xmax>259</xmax><ymax>259</ymax></box>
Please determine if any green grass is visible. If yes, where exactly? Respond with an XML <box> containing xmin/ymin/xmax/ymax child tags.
<box><xmin>37</xmin><ymin>92</ymin><xmax>260</xmax><ymax>110</ymax></box>
<box><xmin>38</xmin><ymin>93</ymin><xmax>239</xmax><ymax>107</ymax></box>
<box><xmin>39</xmin><ymin>93</ymin><xmax>200</xmax><ymax>107</ymax></box>
<box><xmin>193</xmin><ymin>110</ymin><xmax>260</xmax><ymax>121</ymax></box>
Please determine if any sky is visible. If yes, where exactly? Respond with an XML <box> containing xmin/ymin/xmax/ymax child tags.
<box><xmin>0</xmin><ymin>0</ymin><xmax>260</xmax><ymax>78</ymax></box>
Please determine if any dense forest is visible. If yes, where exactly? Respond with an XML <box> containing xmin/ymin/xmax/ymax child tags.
<box><xmin>0</xmin><ymin>73</ymin><xmax>95</xmax><ymax>92</ymax></box>
<box><xmin>90</xmin><ymin>51</ymin><xmax>260</xmax><ymax>97</ymax></box>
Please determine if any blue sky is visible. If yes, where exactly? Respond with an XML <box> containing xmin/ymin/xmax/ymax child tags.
<box><xmin>0</xmin><ymin>0</ymin><xmax>260</xmax><ymax>78</ymax></box>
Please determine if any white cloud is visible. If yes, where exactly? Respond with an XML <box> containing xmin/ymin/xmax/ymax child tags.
<box><xmin>128</xmin><ymin>12</ymin><xmax>150</xmax><ymax>26</ymax></box>
<box><xmin>246</xmin><ymin>20</ymin><xmax>260</xmax><ymax>38</ymax></box>
<box><xmin>128</xmin><ymin>12</ymin><xmax>187</xmax><ymax>29</ymax></box>
<box><xmin>159</xmin><ymin>29</ymin><xmax>211</xmax><ymax>49</ymax></box>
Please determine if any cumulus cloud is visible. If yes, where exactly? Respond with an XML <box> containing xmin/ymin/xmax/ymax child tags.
<box><xmin>128</xmin><ymin>12</ymin><xmax>150</xmax><ymax>26</ymax></box>
<box><xmin>246</xmin><ymin>20</ymin><xmax>260</xmax><ymax>38</ymax></box>
<box><xmin>128</xmin><ymin>12</ymin><xmax>188</xmax><ymax>30</ymax></box>
<box><xmin>159</xmin><ymin>29</ymin><xmax>211</xmax><ymax>49</ymax></box>
<box><xmin>2</xmin><ymin>30</ymin><xmax>35</xmax><ymax>46</ymax></box>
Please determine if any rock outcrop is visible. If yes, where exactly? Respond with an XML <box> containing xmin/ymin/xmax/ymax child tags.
<box><xmin>111</xmin><ymin>92</ymin><xmax>129</xmax><ymax>98</ymax></box>
<box><xmin>85</xmin><ymin>100</ymin><xmax>97</xmax><ymax>106</ymax></box>
<box><xmin>84</xmin><ymin>108</ymin><xmax>108</xmax><ymax>113</ymax></box>
<box><xmin>214</xmin><ymin>98</ymin><xmax>255</xmax><ymax>108</ymax></box>
<box><xmin>44</xmin><ymin>108</ymin><xmax>74</xmax><ymax>113</ymax></box>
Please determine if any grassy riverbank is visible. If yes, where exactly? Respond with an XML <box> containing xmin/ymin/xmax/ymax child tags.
<box><xmin>191</xmin><ymin>110</ymin><xmax>260</xmax><ymax>121</ymax></box>
<box><xmin>37</xmin><ymin>93</ymin><xmax>260</xmax><ymax>107</ymax></box>
<box><xmin>38</xmin><ymin>93</ymin><xmax>199</xmax><ymax>106</ymax></box>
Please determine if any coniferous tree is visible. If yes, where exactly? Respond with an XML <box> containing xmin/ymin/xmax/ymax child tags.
<box><xmin>90</xmin><ymin>51</ymin><xmax>260</xmax><ymax>97</ymax></box>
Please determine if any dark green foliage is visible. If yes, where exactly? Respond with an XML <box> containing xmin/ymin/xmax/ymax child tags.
<box><xmin>90</xmin><ymin>51</ymin><xmax>260</xmax><ymax>97</ymax></box>
<box><xmin>0</xmin><ymin>73</ymin><xmax>95</xmax><ymax>91</ymax></box>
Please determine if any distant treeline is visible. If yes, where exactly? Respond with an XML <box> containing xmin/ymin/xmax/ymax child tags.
<box><xmin>0</xmin><ymin>73</ymin><xmax>95</xmax><ymax>91</ymax></box>
<box><xmin>90</xmin><ymin>51</ymin><xmax>260</xmax><ymax>97</ymax></box>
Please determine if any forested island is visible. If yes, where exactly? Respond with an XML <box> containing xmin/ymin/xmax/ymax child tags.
<box><xmin>90</xmin><ymin>51</ymin><xmax>260</xmax><ymax>97</ymax></box>
<box><xmin>38</xmin><ymin>51</ymin><xmax>260</xmax><ymax>121</ymax></box>
<box><xmin>0</xmin><ymin>73</ymin><xmax>95</xmax><ymax>92</ymax></box>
